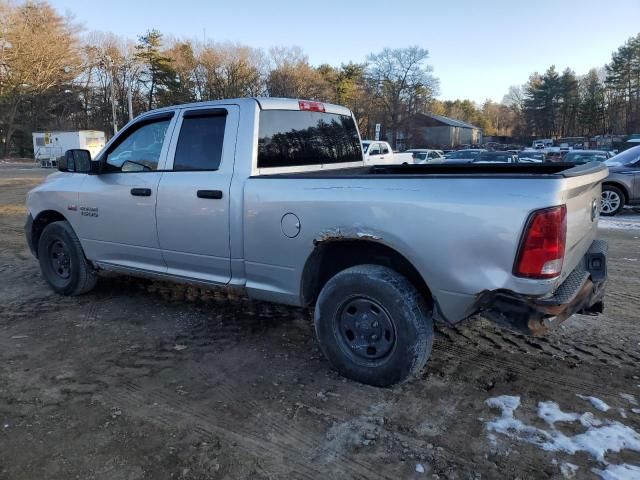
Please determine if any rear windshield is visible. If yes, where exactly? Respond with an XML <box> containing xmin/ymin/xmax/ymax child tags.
<box><xmin>258</xmin><ymin>110</ymin><xmax>362</xmax><ymax>168</ymax></box>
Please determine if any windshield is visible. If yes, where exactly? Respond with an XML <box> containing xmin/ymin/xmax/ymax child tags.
<box><xmin>605</xmin><ymin>145</ymin><xmax>640</xmax><ymax>167</ymax></box>
<box><xmin>446</xmin><ymin>150</ymin><xmax>481</xmax><ymax>159</ymax></box>
<box><xmin>564</xmin><ymin>152</ymin><xmax>609</xmax><ymax>163</ymax></box>
<box><xmin>362</xmin><ymin>142</ymin><xmax>370</xmax><ymax>153</ymax></box>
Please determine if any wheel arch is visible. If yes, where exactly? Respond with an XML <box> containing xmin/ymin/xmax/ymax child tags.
<box><xmin>300</xmin><ymin>239</ymin><xmax>433</xmax><ymax>309</ymax></box>
<box><xmin>602</xmin><ymin>181</ymin><xmax>629</xmax><ymax>203</ymax></box>
<box><xmin>31</xmin><ymin>210</ymin><xmax>69</xmax><ymax>258</ymax></box>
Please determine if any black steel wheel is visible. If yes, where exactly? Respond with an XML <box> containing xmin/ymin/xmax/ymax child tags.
<box><xmin>314</xmin><ymin>264</ymin><xmax>433</xmax><ymax>387</ymax></box>
<box><xmin>336</xmin><ymin>296</ymin><xmax>396</xmax><ymax>362</ymax></box>
<box><xmin>47</xmin><ymin>239</ymin><xmax>71</xmax><ymax>280</ymax></box>
<box><xmin>37</xmin><ymin>221</ymin><xmax>97</xmax><ymax>296</ymax></box>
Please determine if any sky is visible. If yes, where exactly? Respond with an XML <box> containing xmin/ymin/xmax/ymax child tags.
<box><xmin>50</xmin><ymin>0</ymin><xmax>640</xmax><ymax>104</ymax></box>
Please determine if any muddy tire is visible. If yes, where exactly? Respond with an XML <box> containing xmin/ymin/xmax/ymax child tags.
<box><xmin>314</xmin><ymin>264</ymin><xmax>433</xmax><ymax>387</ymax></box>
<box><xmin>37</xmin><ymin>221</ymin><xmax>97</xmax><ymax>296</ymax></box>
<box><xmin>601</xmin><ymin>185</ymin><xmax>625</xmax><ymax>216</ymax></box>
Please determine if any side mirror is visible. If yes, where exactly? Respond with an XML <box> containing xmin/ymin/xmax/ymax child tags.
<box><xmin>61</xmin><ymin>149</ymin><xmax>99</xmax><ymax>174</ymax></box>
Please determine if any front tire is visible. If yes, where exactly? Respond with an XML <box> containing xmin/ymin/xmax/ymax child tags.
<box><xmin>601</xmin><ymin>185</ymin><xmax>624</xmax><ymax>216</ymax></box>
<box><xmin>37</xmin><ymin>221</ymin><xmax>97</xmax><ymax>296</ymax></box>
<box><xmin>314</xmin><ymin>264</ymin><xmax>433</xmax><ymax>387</ymax></box>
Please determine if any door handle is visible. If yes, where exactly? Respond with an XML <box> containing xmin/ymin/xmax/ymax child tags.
<box><xmin>197</xmin><ymin>190</ymin><xmax>223</xmax><ymax>199</ymax></box>
<box><xmin>131</xmin><ymin>188</ymin><xmax>151</xmax><ymax>196</ymax></box>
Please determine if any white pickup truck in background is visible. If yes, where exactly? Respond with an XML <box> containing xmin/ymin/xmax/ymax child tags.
<box><xmin>362</xmin><ymin>140</ymin><xmax>414</xmax><ymax>165</ymax></box>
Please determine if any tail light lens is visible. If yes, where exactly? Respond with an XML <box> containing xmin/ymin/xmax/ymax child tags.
<box><xmin>514</xmin><ymin>205</ymin><xmax>567</xmax><ymax>279</ymax></box>
<box><xmin>298</xmin><ymin>100</ymin><xmax>325</xmax><ymax>112</ymax></box>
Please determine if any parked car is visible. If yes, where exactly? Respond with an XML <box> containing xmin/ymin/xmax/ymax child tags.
<box><xmin>518</xmin><ymin>151</ymin><xmax>546</xmax><ymax>162</ymax></box>
<box><xmin>563</xmin><ymin>150</ymin><xmax>612</xmax><ymax>163</ymax></box>
<box><xmin>600</xmin><ymin>145</ymin><xmax>640</xmax><ymax>216</ymax></box>
<box><xmin>362</xmin><ymin>141</ymin><xmax>413</xmax><ymax>165</ymax></box>
<box><xmin>472</xmin><ymin>152</ymin><xmax>518</xmax><ymax>163</ymax></box>
<box><xmin>25</xmin><ymin>97</ymin><xmax>608</xmax><ymax>387</ymax></box>
<box><xmin>532</xmin><ymin>139</ymin><xmax>554</xmax><ymax>149</ymax></box>
<box><xmin>405</xmin><ymin>149</ymin><xmax>445</xmax><ymax>164</ymax></box>
<box><xmin>443</xmin><ymin>149</ymin><xmax>487</xmax><ymax>163</ymax></box>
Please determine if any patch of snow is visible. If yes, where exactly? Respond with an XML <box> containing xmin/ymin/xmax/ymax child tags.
<box><xmin>538</xmin><ymin>401</ymin><xmax>580</xmax><ymax>426</ymax></box>
<box><xmin>485</xmin><ymin>396</ymin><xmax>640</xmax><ymax>464</ymax></box>
<box><xmin>592</xmin><ymin>463</ymin><xmax>640</xmax><ymax>480</ymax></box>
<box><xmin>622</xmin><ymin>258</ymin><xmax>638</xmax><ymax>262</ymax></box>
<box><xmin>560</xmin><ymin>462</ymin><xmax>578</xmax><ymax>478</ymax></box>
<box><xmin>619</xmin><ymin>409</ymin><xmax>628</xmax><ymax>419</ymax></box>
<box><xmin>620</xmin><ymin>394</ymin><xmax>638</xmax><ymax>406</ymax></box>
<box><xmin>632</xmin><ymin>409</ymin><xmax>640</xmax><ymax>415</ymax></box>
<box><xmin>577</xmin><ymin>394</ymin><xmax>610</xmax><ymax>412</ymax></box>
<box><xmin>415</xmin><ymin>463</ymin><xmax>425</xmax><ymax>473</ymax></box>
<box><xmin>599</xmin><ymin>218</ymin><xmax>640</xmax><ymax>231</ymax></box>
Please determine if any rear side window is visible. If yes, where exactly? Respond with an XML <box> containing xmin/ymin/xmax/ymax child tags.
<box><xmin>174</xmin><ymin>113</ymin><xmax>226</xmax><ymax>171</ymax></box>
<box><xmin>258</xmin><ymin>110</ymin><xmax>362</xmax><ymax>168</ymax></box>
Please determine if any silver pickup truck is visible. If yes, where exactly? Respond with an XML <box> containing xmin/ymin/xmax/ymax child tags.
<box><xmin>25</xmin><ymin>98</ymin><xmax>608</xmax><ymax>387</ymax></box>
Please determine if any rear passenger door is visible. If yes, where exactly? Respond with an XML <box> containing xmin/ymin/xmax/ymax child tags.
<box><xmin>156</xmin><ymin>105</ymin><xmax>239</xmax><ymax>284</ymax></box>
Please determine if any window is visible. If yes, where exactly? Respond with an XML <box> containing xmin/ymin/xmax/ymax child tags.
<box><xmin>369</xmin><ymin>144</ymin><xmax>381</xmax><ymax>155</ymax></box>
<box><xmin>257</xmin><ymin>110</ymin><xmax>362</xmax><ymax>168</ymax></box>
<box><xmin>428</xmin><ymin>151</ymin><xmax>439</xmax><ymax>159</ymax></box>
<box><xmin>105</xmin><ymin>118</ymin><xmax>171</xmax><ymax>173</ymax></box>
<box><xmin>174</xmin><ymin>113</ymin><xmax>226</xmax><ymax>171</ymax></box>
<box><xmin>381</xmin><ymin>144</ymin><xmax>390</xmax><ymax>154</ymax></box>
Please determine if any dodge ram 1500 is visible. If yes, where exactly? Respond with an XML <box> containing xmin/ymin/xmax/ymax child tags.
<box><xmin>25</xmin><ymin>98</ymin><xmax>608</xmax><ymax>386</ymax></box>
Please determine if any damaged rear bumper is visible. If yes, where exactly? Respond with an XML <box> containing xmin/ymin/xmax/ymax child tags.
<box><xmin>479</xmin><ymin>240</ymin><xmax>607</xmax><ymax>335</ymax></box>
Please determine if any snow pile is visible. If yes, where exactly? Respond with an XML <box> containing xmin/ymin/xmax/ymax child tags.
<box><xmin>560</xmin><ymin>462</ymin><xmax>578</xmax><ymax>478</ymax></box>
<box><xmin>593</xmin><ymin>464</ymin><xmax>640</xmax><ymax>480</ymax></box>
<box><xmin>485</xmin><ymin>395</ymin><xmax>640</xmax><ymax>477</ymax></box>
<box><xmin>620</xmin><ymin>394</ymin><xmax>638</xmax><ymax>406</ymax></box>
<box><xmin>599</xmin><ymin>218</ymin><xmax>640</xmax><ymax>231</ymax></box>
<box><xmin>577</xmin><ymin>394</ymin><xmax>610</xmax><ymax>412</ymax></box>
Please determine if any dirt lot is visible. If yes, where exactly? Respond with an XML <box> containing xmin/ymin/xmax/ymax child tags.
<box><xmin>1</xmin><ymin>165</ymin><xmax>639</xmax><ymax>480</ymax></box>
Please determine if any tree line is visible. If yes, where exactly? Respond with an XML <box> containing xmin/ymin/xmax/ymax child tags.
<box><xmin>1</xmin><ymin>1</ymin><xmax>639</xmax><ymax>157</ymax></box>
<box><xmin>426</xmin><ymin>34</ymin><xmax>640</xmax><ymax>143</ymax></box>
<box><xmin>0</xmin><ymin>1</ymin><xmax>438</xmax><ymax>157</ymax></box>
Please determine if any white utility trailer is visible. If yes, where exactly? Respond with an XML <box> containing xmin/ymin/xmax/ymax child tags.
<box><xmin>32</xmin><ymin>130</ymin><xmax>106</xmax><ymax>168</ymax></box>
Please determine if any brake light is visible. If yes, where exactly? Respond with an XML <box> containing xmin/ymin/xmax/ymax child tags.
<box><xmin>514</xmin><ymin>205</ymin><xmax>567</xmax><ymax>279</ymax></box>
<box><xmin>298</xmin><ymin>100</ymin><xmax>325</xmax><ymax>112</ymax></box>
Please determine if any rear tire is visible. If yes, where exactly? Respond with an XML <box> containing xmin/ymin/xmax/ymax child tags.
<box><xmin>601</xmin><ymin>185</ymin><xmax>624</xmax><ymax>216</ymax></box>
<box><xmin>314</xmin><ymin>264</ymin><xmax>433</xmax><ymax>387</ymax></box>
<box><xmin>37</xmin><ymin>221</ymin><xmax>97</xmax><ymax>296</ymax></box>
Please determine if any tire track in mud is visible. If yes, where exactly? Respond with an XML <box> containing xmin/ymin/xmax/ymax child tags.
<box><xmin>82</xmin><ymin>287</ymin><xmax>407</xmax><ymax>480</ymax></box>
<box><xmin>105</xmin><ymin>380</ymin><xmax>392</xmax><ymax>480</ymax></box>
<box><xmin>431</xmin><ymin>331</ymin><xmax>633</xmax><ymax>400</ymax></box>
<box><xmin>438</xmin><ymin>319</ymin><xmax>640</xmax><ymax>367</ymax></box>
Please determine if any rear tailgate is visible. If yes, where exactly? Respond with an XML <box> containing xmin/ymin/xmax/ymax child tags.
<box><xmin>558</xmin><ymin>162</ymin><xmax>609</xmax><ymax>283</ymax></box>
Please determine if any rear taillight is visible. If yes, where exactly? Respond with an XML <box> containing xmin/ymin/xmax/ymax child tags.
<box><xmin>514</xmin><ymin>205</ymin><xmax>567</xmax><ymax>279</ymax></box>
<box><xmin>298</xmin><ymin>100</ymin><xmax>325</xmax><ymax>112</ymax></box>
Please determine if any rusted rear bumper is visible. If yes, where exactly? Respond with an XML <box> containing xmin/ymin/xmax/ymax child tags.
<box><xmin>480</xmin><ymin>240</ymin><xmax>607</xmax><ymax>335</ymax></box>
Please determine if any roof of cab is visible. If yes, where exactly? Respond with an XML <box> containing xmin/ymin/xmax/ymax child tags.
<box><xmin>138</xmin><ymin>97</ymin><xmax>352</xmax><ymax>118</ymax></box>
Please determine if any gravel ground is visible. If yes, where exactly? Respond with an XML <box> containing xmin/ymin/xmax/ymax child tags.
<box><xmin>0</xmin><ymin>166</ymin><xmax>639</xmax><ymax>480</ymax></box>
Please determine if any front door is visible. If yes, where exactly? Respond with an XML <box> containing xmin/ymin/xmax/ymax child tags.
<box><xmin>76</xmin><ymin>112</ymin><xmax>176</xmax><ymax>271</ymax></box>
<box><xmin>155</xmin><ymin>105</ymin><xmax>239</xmax><ymax>284</ymax></box>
